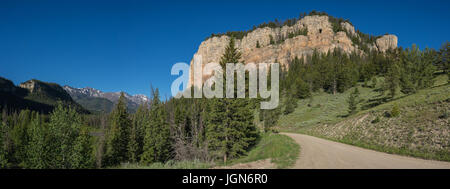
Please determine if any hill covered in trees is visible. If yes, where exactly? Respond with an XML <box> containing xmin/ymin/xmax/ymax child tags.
<box><xmin>0</xmin><ymin>77</ymin><xmax>88</xmax><ymax>114</ymax></box>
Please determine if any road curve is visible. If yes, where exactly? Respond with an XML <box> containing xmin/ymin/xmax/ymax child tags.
<box><xmin>282</xmin><ymin>132</ymin><xmax>450</xmax><ymax>169</ymax></box>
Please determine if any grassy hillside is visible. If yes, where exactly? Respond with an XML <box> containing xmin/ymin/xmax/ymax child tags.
<box><xmin>277</xmin><ymin>74</ymin><xmax>449</xmax><ymax>161</ymax></box>
<box><xmin>277</xmin><ymin>77</ymin><xmax>386</xmax><ymax>131</ymax></box>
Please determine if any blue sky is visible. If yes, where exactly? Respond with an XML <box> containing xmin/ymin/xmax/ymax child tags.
<box><xmin>1</xmin><ymin>0</ymin><xmax>449</xmax><ymax>97</ymax></box>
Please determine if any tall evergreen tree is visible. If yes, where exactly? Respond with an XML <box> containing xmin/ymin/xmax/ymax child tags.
<box><xmin>436</xmin><ymin>42</ymin><xmax>449</xmax><ymax>79</ymax></box>
<box><xmin>104</xmin><ymin>93</ymin><xmax>131</xmax><ymax>166</ymax></box>
<box><xmin>11</xmin><ymin>110</ymin><xmax>32</xmax><ymax>165</ymax></box>
<box><xmin>127</xmin><ymin>123</ymin><xmax>139</xmax><ymax>163</ymax></box>
<box><xmin>347</xmin><ymin>87</ymin><xmax>360</xmax><ymax>115</ymax></box>
<box><xmin>206</xmin><ymin>37</ymin><xmax>257</xmax><ymax>164</ymax></box>
<box><xmin>383</xmin><ymin>52</ymin><xmax>401</xmax><ymax>99</ymax></box>
<box><xmin>220</xmin><ymin>37</ymin><xmax>242</xmax><ymax>68</ymax></box>
<box><xmin>398</xmin><ymin>45</ymin><xmax>436</xmax><ymax>94</ymax></box>
<box><xmin>141</xmin><ymin>88</ymin><xmax>172</xmax><ymax>164</ymax></box>
<box><xmin>46</xmin><ymin>103</ymin><xmax>84</xmax><ymax>168</ymax></box>
<box><xmin>71</xmin><ymin>127</ymin><xmax>94</xmax><ymax>168</ymax></box>
<box><xmin>24</xmin><ymin>114</ymin><xmax>46</xmax><ymax>168</ymax></box>
<box><xmin>418</xmin><ymin>48</ymin><xmax>437</xmax><ymax>88</ymax></box>
<box><xmin>128</xmin><ymin>104</ymin><xmax>148</xmax><ymax>163</ymax></box>
<box><xmin>0</xmin><ymin>117</ymin><xmax>8</xmax><ymax>168</ymax></box>
<box><xmin>282</xmin><ymin>89</ymin><xmax>297</xmax><ymax>115</ymax></box>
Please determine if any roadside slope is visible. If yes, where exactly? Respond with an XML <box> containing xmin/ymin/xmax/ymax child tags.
<box><xmin>278</xmin><ymin>75</ymin><xmax>449</xmax><ymax>161</ymax></box>
<box><xmin>282</xmin><ymin>132</ymin><xmax>450</xmax><ymax>169</ymax></box>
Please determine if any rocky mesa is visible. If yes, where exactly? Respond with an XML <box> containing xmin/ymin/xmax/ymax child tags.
<box><xmin>188</xmin><ymin>14</ymin><xmax>397</xmax><ymax>87</ymax></box>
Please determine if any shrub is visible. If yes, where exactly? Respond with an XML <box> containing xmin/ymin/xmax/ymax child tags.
<box><xmin>439</xmin><ymin>110</ymin><xmax>449</xmax><ymax>119</ymax></box>
<box><xmin>371</xmin><ymin>116</ymin><xmax>380</xmax><ymax>123</ymax></box>
<box><xmin>391</xmin><ymin>104</ymin><xmax>400</xmax><ymax>117</ymax></box>
<box><xmin>371</xmin><ymin>77</ymin><xmax>377</xmax><ymax>88</ymax></box>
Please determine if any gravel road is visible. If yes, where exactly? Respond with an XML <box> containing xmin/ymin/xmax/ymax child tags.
<box><xmin>282</xmin><ymin>133</ymin><xmax>450</xmax><ymax>169</ymax></box>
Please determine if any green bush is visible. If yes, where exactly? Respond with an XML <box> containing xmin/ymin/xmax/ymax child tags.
<box><xmin>391</xmin><ymin>104</ymin><xmax>400</xmax><ymax>117</ymax></box>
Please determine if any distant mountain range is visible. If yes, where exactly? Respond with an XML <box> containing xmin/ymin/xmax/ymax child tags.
<box><xmin>0</xmin><ymin>76</ymin><xmax>149</xmax><ymax>114</ymax></box>
<box><xmin>63</xmin><ymin>86</ymin><xmax>149</xmax><ymax>113</ymax></box>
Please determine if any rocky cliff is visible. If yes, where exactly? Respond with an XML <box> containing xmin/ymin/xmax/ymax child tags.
<box><xmin>188</xmin><ymin>15</ymin><xmax>397</xmax><ymax>87</ymax></box>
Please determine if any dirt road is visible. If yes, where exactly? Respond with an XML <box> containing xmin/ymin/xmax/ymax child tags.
<box><xmin>282</xmin><ymin>132</ymin><xmax>450</xmax><ymax>169</ymax></box>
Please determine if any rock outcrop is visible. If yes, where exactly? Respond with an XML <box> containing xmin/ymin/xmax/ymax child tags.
<box><xmin>20</xmin><ymin>79</ymin><xmax>73</xmax><ymax>101</ymax></box>
<box><xmin>375</xmin><ymin>34</ymin><xmax>398</xmax><ymax>52</ymax></box>
<box><xmin>188</xmin><ymin>15</ymin><xmax>397</xmax><ymax>87</ymax></box>
<box><xmin>19</xmin><ymin>80</ymin><xmax>37</xmax><ymax>93</ymax></box>
<box><xmin>341</xmin><ymin>22</ymin><xmax>356</xmax><ymax>37</ymax></box>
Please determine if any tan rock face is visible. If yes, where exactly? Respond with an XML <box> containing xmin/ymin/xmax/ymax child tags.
<box><xmin>376</xmin><ymin>34</ymin><xmax>398</xmax><ymax>52</ymax></box>
<box><xmin>20</xmin><ymin>80</ymin><xmax>36</xmax><ymax>93</ymax></box>
<box><xmin>188</xmin><ymin>15</ymin><xmax>397</xmax><ymax>87</ymax></box>
<box><xmin>341</xmin><ymin>22</ymin><xmax>356</xmax><ymax>37</ymax></box>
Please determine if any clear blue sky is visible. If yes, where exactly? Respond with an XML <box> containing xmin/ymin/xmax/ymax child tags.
<box><xmin>1</xmin><ymin>0</ymin><xmax>449</xmax><ymax>97</ymax></box>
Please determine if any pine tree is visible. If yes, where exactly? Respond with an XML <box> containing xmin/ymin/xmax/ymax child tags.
<box><xmin>441</xmin><ymin>42</ymin><xmax>450</xmax><ymax>81</ymax></box>
<box><xmin>398</xmin><ymin>45</ymin><xmax>436</xmax><ymax>94</ymax></box>
<box><xmin>283</xmin><ymin>89</ymin><xmax>296</xmax><ymax>115</ymax></box>
<box><xmin>418</xmin><ymin>48</ymin><xmax>437</xmax><ymax>89</ymax></box>
<box><xmin>347</xmin><ymin>87</ymin><xmax>360</xmax><ymax>115</ymax></box>
<box><xmin>206</xmin><ymin>37</ymin><xmax>257</xmax><ymax>164</ymax></box>
<box><xmin>391</xmin><ymin>104</ymin><xmax>400</xmax><ymax>117</ymax></box>
<box><xmin>371</xmin><ymin>77</ymin><xmax>378</xmax><ymax>88</ymax></box>
<box><xmin>384</xmin><ymin>60</ymin><xmax>400</xmax><ymax>99</ymax></box>
<box><xmin>294</xmin><ymin>78</ymin><xmax>311</xmax><ymax>99</ymax></box>
<box><xmin>71</xmin><ymin>127</ymin><xmax>94</xmax><ymax>168</ymax></box>
<box><xmin>399</xmin><ymin>45</ymin><xmax>419</xmax><ymax>94</ymax></box>
<box><xmin>104</xmin><ymin>93</ymin><xmax>131</xmax><ymax>166</ymax></box>
<box><xmin>46</xmin><ymin>103</ymin><xmax>84</xmax><ymax>168</ymax></box>
<box><xmin>11</xmin><ymin>110</ymin><xmax>32</xmax><ymax>165</ymax></box>
<box><xmin>128</xmin><ymin>104</ymin><xmax>146</xmax><ymax>163</ymax></box>
<box><xmin>128</xmin><ymin>122</ymin><xmax>139</xmax><ymax>163</ymax></box>
<box><xmin>24</xmin><ymin>114</ymin><xmax>46</xmax><ymax>169</ymax></box>
<box><xmin>436</xmin><ymin>42</ymin><xmax>449</xmax><ymax>80</ymax></box>
<box><xmin>0</xmin><ymin>117</ymin><xmax>8</xmax><ymax>168</ymax></box>
<box><xmin>220</xmin><ymin>37</ymin><xmax>242</xmax><ymax>68</ymax></box>
<box><xmin>141</xmin><ymin>88</ymin><xmax>171</xmax><ymax>164</ymax></box>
